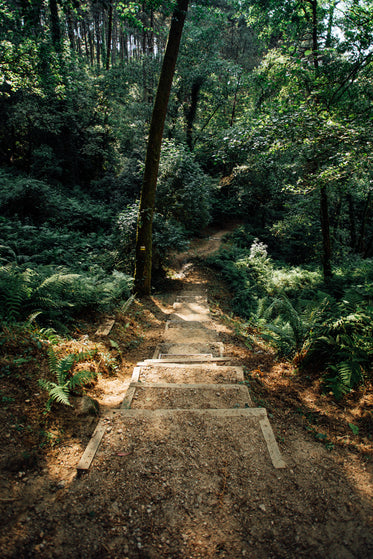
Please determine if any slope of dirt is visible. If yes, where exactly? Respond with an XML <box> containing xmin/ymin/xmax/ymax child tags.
<box><xmin>0</xmin><ymin>228</ymin><xmax>372</xmax><ymax>559</ymax></box>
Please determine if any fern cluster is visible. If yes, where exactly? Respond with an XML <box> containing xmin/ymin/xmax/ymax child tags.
<box><xmin>209</xmin><ymin>239</ymin><xmax>373</xmax><ymax>398</ymax></box>
<box><xmin>300</xmin><ymin>290</ymin><xmax>373</xmax><ymax>398</ymax></box>
<box><xmin>39</xmin><ymin>349</ymin><xmax>97</xmax><ymax>410</ymax></box>
<box><xmin>0</xmin><ymin>264</ymin><xmax>132</xmax><ymax>327</ymax></box>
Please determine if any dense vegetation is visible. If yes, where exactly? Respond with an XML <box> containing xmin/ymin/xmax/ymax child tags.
<box><xmin>1</xmin><ymin>0</ymin><xmax>372</xmax><ymax>403</ymax></box>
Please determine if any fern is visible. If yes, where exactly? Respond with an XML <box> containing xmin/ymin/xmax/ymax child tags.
<box><xmin>0</xmin><ymin>266</ymin><xmax>33</xmax><ymax>321</ymax></box>
<box><xmin>256</xmin><ymin>295</ymin><xmax>309</xmax><ymax>356</ymax></box>
<box><xmin>300</xmin><ymin>289</ymin><xmax>372</xmax><ymax>398</ymax></box>
<box><xmin>39</xmin><ymin>349</ymin><xmax>97</xmax><ymax>410</ymax></box>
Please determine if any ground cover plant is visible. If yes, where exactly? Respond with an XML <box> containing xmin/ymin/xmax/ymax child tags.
<box><xmin>208</xmin><ymin>233</ymin><xmax>373</xmax><ymax>400</ymax></box>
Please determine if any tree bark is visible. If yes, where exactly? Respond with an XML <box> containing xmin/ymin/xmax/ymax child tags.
<box><xmin>186</xmin><ymin>76</ymin><xmax>203</xmax><ymax>149</ymax></box>
<box><xmin>347</xmin><ymin>193</ymin><xmax>357</xmax><ymax>250</ymax></box>
<box><xmin>106</xmin><ymin>1</ymin><xmax>113</xmax><ymax>70</ymax></box>
<box><xmin>311</xmin><ymin>0</ymin><xmax>319</xmax><ymax>70</ymax></box>
<box><xmin>357</xmin><ymin>191</ymin><xmax>371</xmax><ymax>253</ymax></box>
<box><xmin>230</xmin><ymin>74</ymin><xmax>241</xmax><ymax>127</ymax></box>
<box><xmin>49</xmin><ymin>0</ymin><xmax>61</xmax><ymax>51</ymax></box>
<box><xmin>134</xmin><ymin>0</ymin><xmax>189</xmax><ymax>296</ymax></box>
<box><xmin>66</xmin><ymin>6</ymin><xmax>75</xmax><ymax>50</ymax></box>
<box><xmin>320</xmin><ymin>184</ymin><xmax>333</xmax><ymax>279</ymax></box>
<box><xmin>95</xmin><ymin>14</ymin><xmax>101</xmax><ymax>66</ymax></box>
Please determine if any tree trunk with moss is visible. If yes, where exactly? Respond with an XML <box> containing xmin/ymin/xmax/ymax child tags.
<box><xmin>134</xmin><ymin>0</ymin><xmax>189</xmax><ymax>296</ymax></box>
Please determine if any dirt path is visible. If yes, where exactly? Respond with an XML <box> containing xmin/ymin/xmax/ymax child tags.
<box><xmin>1</xmin><ymin>230</ymin><xmax>372</xmax><ymax>558</ymax></box>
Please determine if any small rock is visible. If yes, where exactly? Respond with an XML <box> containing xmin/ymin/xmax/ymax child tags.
<box><xmin>259</xmin><ymin>504</ymin><xmax>266</xmax><ymax>512</ymax></box>
<box><xmin>56</xmin><ymin>480</ymin><xmax>66</xmax><ymax>490</ymax></box>
<box><xmin>74</xmin><ymin>396</ymin><xmax>100</xmax><ymax>417</ymax></box>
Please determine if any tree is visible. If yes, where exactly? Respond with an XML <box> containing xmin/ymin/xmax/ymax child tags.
<box><xmin>133</xmin><ymin>0</ymin><xmax>189</xmax><ymax>296</ymax></box>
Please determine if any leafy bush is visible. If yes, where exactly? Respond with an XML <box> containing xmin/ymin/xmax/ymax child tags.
<box><xmin>0</xmin><ymin>217</ymin><xmax>116</xmax><ymax>270</ymax></box>
<box><xmin>156</xmin><ymin>140</ymin><xmax>213</xmax><ymax>234</ymax></box>
<box><xmin>0</xmin><ymin>170</ymin><xmax>113</xmax><ymax>231</ymax></box>
<box><xmin>299</xmin><ymin>290</ymin><xmax>373</xmax><ymax>398</ymax></box>
<box><xmin>208</xmin><ymin>232</ymin><xmax>373</xmax><ymax>397</ymax></box>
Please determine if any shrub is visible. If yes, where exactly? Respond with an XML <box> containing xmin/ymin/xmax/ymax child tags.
<box><xmin>156</xmin><ymin>140</ymin><xmax>213</xmax><ymax>234</ymax></box>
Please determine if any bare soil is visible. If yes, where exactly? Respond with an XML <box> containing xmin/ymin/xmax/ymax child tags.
<box><xmin>0</xmin><ymin>227</ymin><xmax>372</xmax><ymax>558</ymax></box>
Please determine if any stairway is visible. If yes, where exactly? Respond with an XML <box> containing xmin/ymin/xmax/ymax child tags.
<box><xmin>121</xmin><ymin>287</ymin><xmax>254</xmax><ymax>413</ymax></box>
<box><xmin>78</xmin><ymin>286</ymin><xmax>285</xmax><ymax>472</ymax></box>
<box><xmin>78</xmin><ymin>285</ymin><xmax>285</xmax><ymax>471</ymax></box>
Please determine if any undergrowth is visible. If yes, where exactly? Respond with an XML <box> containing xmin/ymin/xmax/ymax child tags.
<box><xmin>209</xmin><ymin>237</ymin><xmax>373</xmax><ymax>399</ymax></box>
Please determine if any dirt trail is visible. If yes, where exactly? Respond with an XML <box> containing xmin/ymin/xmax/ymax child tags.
<box><xmin>1</xmin><ymin>229</ymin><xmax>373</xmax><ymax>559</ymax></box>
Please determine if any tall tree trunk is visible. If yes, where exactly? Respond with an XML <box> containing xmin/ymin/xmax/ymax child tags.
<box><xmin>230</xmin><ymin>74</ymin><xmax>241</xmax><ymax>127</ymax></box>
<box><xmin>95</xmin><ymin>14</ymin><xmax>101</xmax><ymax>66</ymax></box>
<box><xmin>66</xmin><ymin>6</ymin><xmax>75</xmax><ymax>50</ymax></box>
<box><xmin>106</xmin><ymin>1</ymin><xmax>113</xmax><ymax>70</ymax></box>
<box><xmin>112</xmin><ymin>10</ymin><xmax>118</xmax><ymax>65</ymax></box>
<box><xmin>320</xmin><ymin>185</ymin><xmax>332</xmax><ymax>279</ymax></box>
<box><xmin>347</xmin><ymin>193</ymin><xmax>357</xmax><ymax>250</ymax></box>
<box><xmin>88</xmin><ymin>27</ymin><xmax>95</xmax><ymax>66</ymax></box>
<box><xmin>134</xmin><ymin>0</ymin><xmax>189</xmax><ymax>296</ymax></box>
<box><xmin>357</xmin><ymin>191</ymin><xmax>371</xmax><ymax>253</ymax></box>
<box><xmin>49</xmin><ymin>0</ymin><xmax>61</xmax><ymax>51</ymax></box>
<box><xmin>310</xmin><ymin>0</ymin><xmax>319</xmax><ymax>70</ymax></box>
<box><xmin>186</xmin><ymin>76</ymin><xmax>203</xmax><ymax>150</ymax></box>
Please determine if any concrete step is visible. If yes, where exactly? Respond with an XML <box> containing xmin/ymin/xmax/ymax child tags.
<box><xmin>138</xmin><ymin>356</ymin><xmax>231</xmax><ymax>365</ymax></box>
<box><xmin>170</xmin><ymin>311</ymin><xmax>211</xmax><ymax>322</ymax></box>
<box><xmin>121</xmin><ymin>382</ymin><xmax>252</xmax><ymax>410</ymax></box>
<box><xmin>173</xmin><ymin>301</ymin><xmax>209</xmax><ymax>312</ymax></box>
<box><xmin>175</xmin><ymin>295</ymin><xmax>208</xmax><ymax>303</ymax></box>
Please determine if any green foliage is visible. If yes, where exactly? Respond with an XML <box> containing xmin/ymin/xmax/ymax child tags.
<box><xmin>39</xmin><ymin>349</ymin><xmax>97</xmax><ymax>410</ymax></box>
<box><xmin>209</xmin><ymin>233</ymin><xmax>373</xmax><ymax>397</ymax></box>
<box><xmin>0</xmin><ymin>171</ymin><xmax>113</xmax><ymax>230</ymax></box>
<box><xmin>259</xmin><ymin>295</ymin><xmax>307</xmax><ymax>357</ymax></box>
<box><xmin>116</xmin><ymin>202</ymin><xmax>189</xmax><ymax>274</ymax></box>
<box><xmin>300</xmin><ymin>290</ymin><xmax>373</xmax><ymax>398</ymax></box>
<box><xmin>0</xmin><ymin>264</ymin><xmax>132</xmax><ymax>327</ymax></box>
<box><xmin>156</xmin><ymin>141</ymin><xmax>213</xmax><ymax>234</ymax></box>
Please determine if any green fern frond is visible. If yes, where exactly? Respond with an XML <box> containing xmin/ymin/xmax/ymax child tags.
<box><xmin>68</xmin><ymin>369</ymin><xmax>96</xmax><ymax>389</ymax></box>
<box><xmin>47</xmin><ymin>349</ymin><xmax>59</xmax><ymax>376</ymax></box>
<box><xmin>40</xmin><ymin>348</ymin><xmax>97</xmax><ymax>410</ymax></box>
<box><xmin>55</xmin><ymin>354</ymin><xmax>77</xmax><ymax>385</ymax></box>
<box><xmin>121</xmin><ymin>294</ymin><xmax>135</xmax><ymax>313</ymax></box>
<box><xmin>47</xmin><ymin>384</ymin><xmax>71</xmax><ymax>406</ymax></box>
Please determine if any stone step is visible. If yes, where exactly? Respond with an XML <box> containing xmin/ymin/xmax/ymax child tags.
<box><xmin>132</xmin><ymin>364</ymin><xmax>245</xmax><ymax>384</ymax></box>
<box><xmin>164</xmin><ymin>321</ymin><xmax>218</xmax><ymax>345</ymax></box>
<box><xmin>121</xmin><ymin>382</ymin><xmax>252</xmax><ymax>410</ymax></box>
<box><xmin>173</xmin><ymin>301</ymin><xmax>209</xmax><ymax>312</ymax></box>
<box><xmin>163</xmin><ymin>325</ymin><xmax>219</xmax><ymax>343</ymax></box>
<box><xmin>170</xmin><ymin>312</ymin><xmax>211</xmax><ymax>322</ymax></box>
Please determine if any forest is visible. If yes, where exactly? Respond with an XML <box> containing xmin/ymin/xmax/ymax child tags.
<box><xmin>0</xmin><ymin>0</ymin><xmax>372</xmax><ymax>411</ymax></box>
